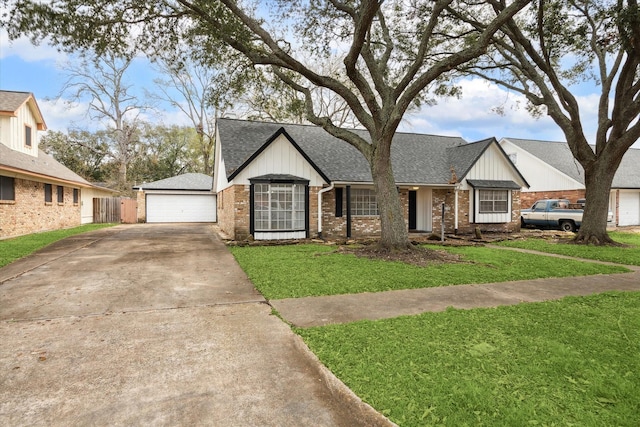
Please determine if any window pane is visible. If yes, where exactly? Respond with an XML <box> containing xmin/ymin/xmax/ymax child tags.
<box><xmin>57</xmin><ymin>186</ymin><xmax>64</xmax><ymax>203</ymax></box>
<box><xmin>478</xmin><ymin>190</ymin><xmax>509</xmax><ymax>213</ymax></box>
<box><xmin>44</xmin><ymin>184</ymin><xmax>52</xmax><ymax>203</ymax></box>
<box><xmin>0</xmin><ymin>176</ymin><xmax>15</xmax><ymax>201</ymax></box>
<box><xmin>25</xmin><ymin>126</ymin><xmax>32</xmax><ymax>147</ymax></box>
<box><xmin>351</xmin><ymin>189</ymin><xmax>378</xmax><ymax>216</ymax></box>
<box><xmin>254</xmin><ymin>183</ymin><xmax>306</xmax><ymax>231</ymax></box>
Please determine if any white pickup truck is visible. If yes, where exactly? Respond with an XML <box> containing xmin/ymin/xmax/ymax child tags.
<box><xmin>520</xmin><ymin>199</ymin><xmax>585</xmax><ymax>232</ymax></box>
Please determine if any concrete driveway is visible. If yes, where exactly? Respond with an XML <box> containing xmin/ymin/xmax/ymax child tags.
<box><xmin>0</xmin><ymin>224</ymin><xmax>389</xmax><ymax>426</ymax></box>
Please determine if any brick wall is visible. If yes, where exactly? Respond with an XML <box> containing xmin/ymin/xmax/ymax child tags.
<box><xmin>320</xmin><ymin>187</ymin><xmax>409</xmax><ymax>239</ymax></box>
<box><xmin>223</xmin><ymin>184</ymin><xmax>322</xmax><ymax>240</ymax></box>
<box><xmin>520</xmin><ymin>189</ymin><xmax>585</xmax><ymax>210</ymax></box>
<box><xmin>0</xmin><ymin>177</ymin><xmax>80</xmax><ymax>239</ymax></box>
<box><xmin>136</xmin><ymin>190</ymin><xmax>146</xmax><ymax>222</ymax></box>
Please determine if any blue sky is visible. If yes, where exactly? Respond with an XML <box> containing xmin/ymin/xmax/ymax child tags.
<box><xmin>0</xmin><ymin>30</ymin><xmax>611</xmax><ymax>146</ymax></box>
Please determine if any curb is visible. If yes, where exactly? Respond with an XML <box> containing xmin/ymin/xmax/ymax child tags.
<box><xmin>291</xmin><ymin>333</ymin><xmax>397</xmax><ymax>427</ymax></box>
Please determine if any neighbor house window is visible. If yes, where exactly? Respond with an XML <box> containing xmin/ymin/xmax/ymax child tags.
<box><xmin>44</xmin><ymin>184</ymin><xmax>52</xmax><ymax>203</ymax></box>
<box><xmin>57</xmin><ymin>186</ymin><xmax>64</xmax><ymax>203</ymax></box>
<box><xmin>479</xmin><ymin>190</ymin><xmax>508</xmax><ymax>213</ymax></box>
<box><xmin>351</xmin><ymin>188</ymin><xmax>379</xmax><ymax>216</ymax></box>
<box><xmin>253</xmin><ymin>183</ymin><xmax>305</xmax><ymax>231</ymax></box>
<box><xmin>73</xmin><ymin>188</ymin><xmax>79</xmax><ymax>204</ymax></box>
<box><xmin>0</xmin><ymin>176</ymin><xmax>15</xmax><ymax>201</ymax></box>
<box><xmin>25</xmin><ymin>125</ymin><xmax>32</xmax><ymax>147</ymax></box>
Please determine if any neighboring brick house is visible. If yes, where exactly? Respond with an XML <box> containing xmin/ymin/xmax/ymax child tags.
<box><xmin>214</xmin><ymin>118</ymin><xmax>528</xmax><ymax>241</ymax></box>
<box><xmin>0</xmin><ymin>90</ymin><xmax>114</xmax><ymax>239</ymax></box>
<box><xmin>499</xmin><ymin>138</ymin><xmax>640</xmax><ymax>226</ymax></box>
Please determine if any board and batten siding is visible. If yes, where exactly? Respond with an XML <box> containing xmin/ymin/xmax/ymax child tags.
<box><xmin>230</xmin><ymin>135</ymin><xmax>327</xmax><ymax>186</ymax></box>
<box><xmin>0</xmin><ymin>103</ymin><xmax>40</xmax><ymax>156</ymax></box>
<box><xmin>461</xmin><ymin>143</ymin><xmax>523</xmax><ymax>224</ymax></box>
<box><xmin>499</xmin><ymin>140</ymin><xmax>583</xmax><ymax>192</ymax></box>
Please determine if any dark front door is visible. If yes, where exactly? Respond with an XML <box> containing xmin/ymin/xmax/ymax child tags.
<box><xmin>408</xmin><ymin>190</ymin><xmax>417</xmax><ymax>230</ymax></box>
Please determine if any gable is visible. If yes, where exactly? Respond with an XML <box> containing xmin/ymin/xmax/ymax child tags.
<box><xmin>499</xmin><ymin>138</ymin><xmax>585</xmax><ymax>191</ymax></box>
<box><xmin>216</xmin><ymin>118</ymin><xmax>471</xmax><ymax>185</ymax></box>
<box><xmin>0</xmin><ymin>91</ymin><xmax>47</xmax><ymax>157</ymax></box>
<box><xmin>460</xmin><ymin>142</ymin><xmax>528</xmax><ymax>190</ymax></box>
<box><xmin>230</xmin><ymin>133</ymin><xmax>328</xmax><ymax>186</ymax></box>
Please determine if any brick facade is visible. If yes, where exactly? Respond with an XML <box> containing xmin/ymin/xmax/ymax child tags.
<box><xmin>520</xmin><ymin>189</ymin><xmax>586</xmax><ymax>210</ymax></box>
<box><xmin>219</xmin><ymin>184</ymin><xmax>322</xmax><ymax>240</ymax></box>
<box><xmin>223</xmin><ymin>184</ymin><xmax>523</xmax><ymax>240</ymax></box>
<box><xmin>136</xmin><ymin>190</ymin><xmax>146</xmax><ymax>222</ymax></box>
<box><xmin>0</xmin><ymin>177</ymin><xmax>80</xmax><ymax>239</ymax></box>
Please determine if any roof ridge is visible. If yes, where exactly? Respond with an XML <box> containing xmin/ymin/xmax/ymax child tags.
<box><xmin>217</xmin><ymin>117</ymin><xmax>468</xmax><ymax>140</ymax></box>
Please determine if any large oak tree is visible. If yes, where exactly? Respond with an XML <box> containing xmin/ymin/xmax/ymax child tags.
<box><xmin>454</xmin><ymin>0</ymin><xmax>640</xmax><ymax>244</ymax></box>
<box><xmin>4</xmin><ymin>0</ymin><xmax>531</xmax><ymax>249</ymax></box>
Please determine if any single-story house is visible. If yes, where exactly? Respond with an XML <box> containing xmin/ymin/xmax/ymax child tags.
<box><xmin>499</xmin><ymin>138</ymin><xmax>640</xmax><ymax>226</ymax></box>
<box><xmin>0</xmin><ymin>90</ymin><xmax>116</xmax><ymax>239</ymax></box>
<box><xmin>214</xmin><ymin>118</ymin><xmax>529</xmax><ymax>240</ymax></box>
<box><xmin>133</xmin><ymin>173</ymin><xmax>217</xmax><ymax>223</ymax></box>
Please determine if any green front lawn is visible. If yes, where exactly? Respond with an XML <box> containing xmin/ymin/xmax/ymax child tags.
<box><xmin>0</xmin><ymin>224</ymin><xmax>115</xmax><ymax>268</ymax></box>
<box><xmin>298</xmin><ymin>292</ymin><xmax>640</xmax><ymax>426</ymax></box>
<box><xmin>229</xmin><ymin>244</ymin><xmax>628</xmax><ymax>299</ymax></box>
<box><xmin>497</xmin><ymin>231</ymin><xmax>640</xmax><ymax>265</ymax></box>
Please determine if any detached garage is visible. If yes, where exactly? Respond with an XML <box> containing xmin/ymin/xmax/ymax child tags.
<box><xmin>133</xmin><ymin>173</ymin><xmax>217</xmax><ymax>223</ymax></box>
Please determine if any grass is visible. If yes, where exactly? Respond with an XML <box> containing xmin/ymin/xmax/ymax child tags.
<box><xmin>298</xmin><ymin>292</ymin><xmax>640</xmax><ymax>426</ymax></box>
<box><xmin>229</xmin><ymin>244</ymin><xmax>628</xmax><ymax>299</ymax></box>
<box><xmin>0</xmin><ymin>223</ymin><xmax>116</xmax><ymax>268</ymax></box>
<box><xmin>496</xmin><ymin>231</ymin><xmax>640</xmax><ymax>265</ymax></box>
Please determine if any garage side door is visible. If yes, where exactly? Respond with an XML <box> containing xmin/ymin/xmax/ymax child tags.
<box><xmin>146</xmin><ymin>194</ymin><xmax>217</xmax><ymax>223</ymax></box>
<box><xmin>618</xmin><ymin>191</ymin><xmax>640</xmax><ymax>226</ymax></box>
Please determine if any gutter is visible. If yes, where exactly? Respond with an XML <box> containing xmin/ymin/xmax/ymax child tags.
<box><xmin>317</xmin><ymin>183</ymin><xmax>335</xmax><ymax>236</ymax></box>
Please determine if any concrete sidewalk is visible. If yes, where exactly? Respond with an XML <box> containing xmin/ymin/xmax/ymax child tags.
<box><xmin>271</xmin><ymin>249</ymin><xmax>640</xmax><ymax>328</ymax></box>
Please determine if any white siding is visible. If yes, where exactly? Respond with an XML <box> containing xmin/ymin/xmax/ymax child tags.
<box><xmin>499</xmin><ymin>139</ymin><xmax>583</xmax><ymax>192</ymax></box>
<box><xmin>232</xmin><ymin>135</ymin><xmax>326</xmax><ymax>186</ymax></box>
<box><xmin>0</xmin><ymin>103</ymin><xmax>40</xmax><ymax>156</ymax></box>
<box><xmin>471</xmin><ymin>189</ymin><xmax>512</xmax><ymax>223</ymax></box>
<box><xmin>460</xmin><ymin>143</ymin><xmax>527</xmax><ymax>191</ymax></box>
<box><xmin>618</xmin><ymin>190</ymin><xmax>640</xmax><ymax>226</ymax></box>
<box><xmin>416</xmin><ymin>188</ymin><xmax>432</xmax><ymax>232</ymax></box>
<box><xmin>81</xmin><ymin>187</ymin><xmax>116</xmax><ymax>224</ymax></box>
<box><xmin>254</xmin><ymin>231</ymin><xmax>306</xmax><ymax>240</ymax></box>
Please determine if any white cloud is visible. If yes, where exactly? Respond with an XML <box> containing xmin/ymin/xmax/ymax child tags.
<box><xmin>402</xmin><ymin>78</ymin><xmax>597</xmax><ymax>143</ymax></box>
<box><xmin>0</xmin><ymin>30</ymin><xmax>68</xmax><ymax>63</ymax></box>
<box><xmin>38</xmin><ymin>98</ymin><xmax>94</xmax><ymax>132</ymax></box>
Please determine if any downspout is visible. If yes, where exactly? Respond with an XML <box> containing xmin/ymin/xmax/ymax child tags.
<box><xmin>454</xmin><ymin>187</ymin><xmax>459</xmax><ymax>234</ymax></box>
<box><xmin>317</xmin><ymin>183</ymin><xmax>334</xmax><ymax>237</ymax></box>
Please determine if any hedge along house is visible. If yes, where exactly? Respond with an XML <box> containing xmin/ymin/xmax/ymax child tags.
<box><xmin>0</xmin><ymin>90</ymin><xmax>116</xmax><ymax>238</ymax></box>
<box><xmin>214</xmin><ymin>118</ymin><xmax>528</xmax><ymax>241</ymax></box>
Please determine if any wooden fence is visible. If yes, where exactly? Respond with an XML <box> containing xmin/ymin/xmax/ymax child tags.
<box><xmin>93</xmin><ymin>198</ymin><xmax>137</xmax><ymax>224</ymax></box>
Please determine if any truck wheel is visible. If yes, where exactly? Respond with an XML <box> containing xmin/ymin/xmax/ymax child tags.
<box><xmin>560</xmin><ymin>220</ymin><xmax>576</xmax><ymax>232</ymax></box>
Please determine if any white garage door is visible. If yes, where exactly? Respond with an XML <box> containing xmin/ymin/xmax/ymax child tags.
<box><xmin>146</xmin><ymin>193</ymin><xmax>217</xmax><ymax>223</ymax></box>
<box><xmin>618</xmin><ymin>191</ymin><xmax>640</xmax><ymax>226</ymax></box>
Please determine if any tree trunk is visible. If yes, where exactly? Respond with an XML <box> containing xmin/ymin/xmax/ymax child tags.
<box><xmin>573</xmin><ymin>162</ymin><xmax>616</xmax><ymax>245</ymax></box>
<box><xmin>370</xmin><ymin>144</ymin><xmax>412</xmax><ymax>251</ymax></box>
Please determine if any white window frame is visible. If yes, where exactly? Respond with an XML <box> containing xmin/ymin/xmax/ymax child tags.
<box><xmin>351</xmin><ymin>188</ymin><xmax>379</xmax><ymax>216</ymax></box>
<box><xmin>254</xmin><ymin>183</ymin><xmax>305</xmax><ymax>231</ymax></box>
<box><xmin>479</xmin><ymin>189</ymin><xmax>509</xmax><ymax>213</ymax></box>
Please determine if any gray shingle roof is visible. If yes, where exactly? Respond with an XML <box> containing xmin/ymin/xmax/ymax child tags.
<box><xmin>467</xmin><ymin>179</ymin><xmax>521</xmax><ymax>189</ymax></box>
<box><xmin>134</xmin><ymin>173</ymin><xmax>213</xmax><ymax>190</ymax></box>
<box><xmin>0</xmin><ymin>144</ymin><xmax>92</xmax><ymax>186</ymax></box>
<box><xmin>505</xmin><ymin>137</ymin><xmax>640</xmax><ymax>188</ymax></box>
<box><xmin>0</xmin><ymin>90</ymin><xmax>46</xmax><ymax>129</ymax></box>
<box><xmin>217</xmin><ymin>118</ymin><xmax>481</xmax><ymax>184</ymax></box>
